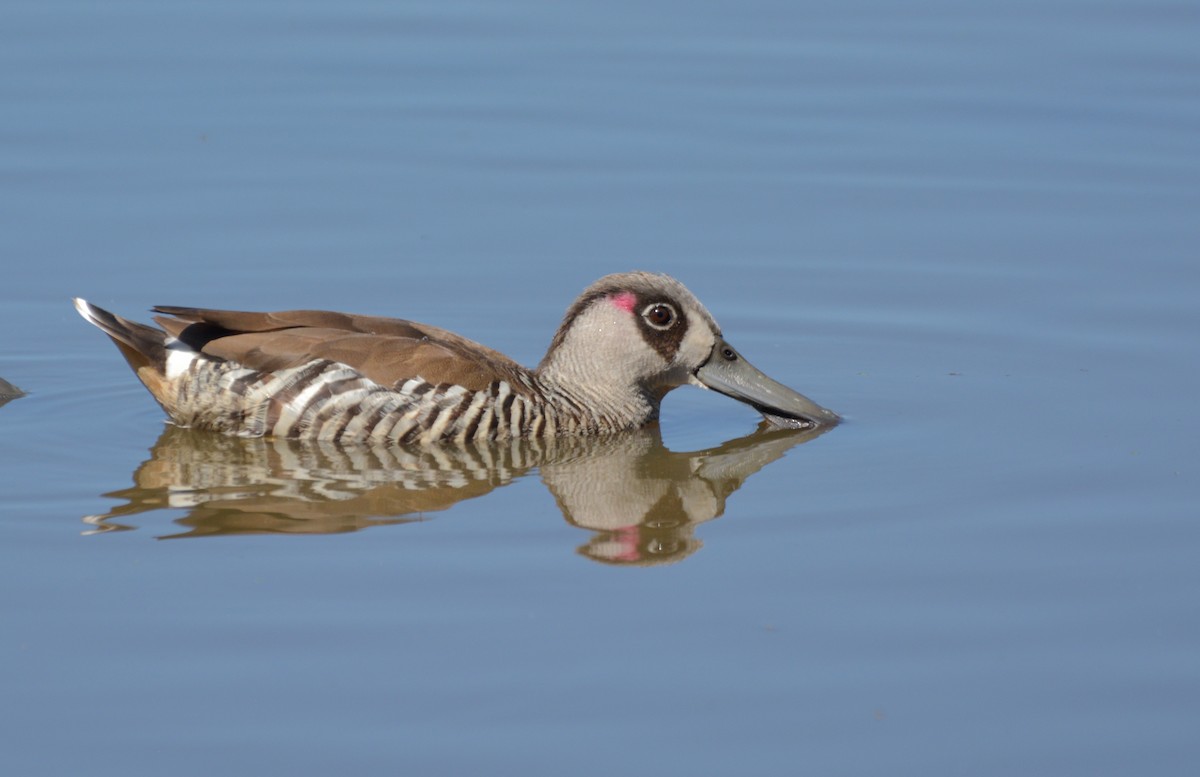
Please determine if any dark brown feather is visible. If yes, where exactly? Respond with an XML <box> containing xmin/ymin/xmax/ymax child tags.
<box><xmin>151</xmin><ymin>307</ymin><xmax>536</xmax><ymax>394</ymax></box>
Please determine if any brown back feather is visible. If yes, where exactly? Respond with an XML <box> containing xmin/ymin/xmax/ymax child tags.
<box><xmin>152</xmin><ymin>307</ymin><xmax>535</xmax><ymax>394</ymax></box>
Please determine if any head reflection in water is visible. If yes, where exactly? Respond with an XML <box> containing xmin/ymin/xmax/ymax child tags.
<box><xmin>84</xmin><ymin>422</ymin><xmax>831</xmax><ymax>566</ymax></box>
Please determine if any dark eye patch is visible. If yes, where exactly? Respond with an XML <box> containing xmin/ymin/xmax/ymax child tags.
<box><xmin>636</xmin><ymin>300</ymin><xmax>688</xmax><ymax>362</ymax></box>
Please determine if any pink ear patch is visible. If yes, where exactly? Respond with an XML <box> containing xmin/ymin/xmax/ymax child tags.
<box><xmin>609</xmin><ymin>291</ymin><xmax>637</xmax><ymax>313</ymax></box>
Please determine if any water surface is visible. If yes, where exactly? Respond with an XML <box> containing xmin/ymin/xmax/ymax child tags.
<box><xmin>2</xmin><ymin>1</ymin><xmax>1198</xmax><ymax>775</ymax></box>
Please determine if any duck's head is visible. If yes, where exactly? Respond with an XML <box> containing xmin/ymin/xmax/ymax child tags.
<box><xmin>536</xmin><ymin>272</ymin><xmax>839</xmax><ymax>429</ymax></box>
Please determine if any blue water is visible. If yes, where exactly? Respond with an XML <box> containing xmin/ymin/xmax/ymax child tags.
<box><xmin>2</xmin><ymin>1</ymin><xmax>1198</xmax><ymax>775</ymax></box>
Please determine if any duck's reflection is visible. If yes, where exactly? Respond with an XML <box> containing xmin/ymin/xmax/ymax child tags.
<box><xmin>85</xmin><ymin>422</ymin><xmax>829</xmax><ymax>565</ymax></box>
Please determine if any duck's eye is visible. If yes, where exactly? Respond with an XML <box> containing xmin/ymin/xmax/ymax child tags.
<box><xmin>642</xmin><ymin>303</ymin><xmax>676</xmax><ymax>330</ymax></box>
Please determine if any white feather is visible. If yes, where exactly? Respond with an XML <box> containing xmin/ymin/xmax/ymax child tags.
<box><xmin>164</xmin><ymin>339</ymin><xmax>197</xmax><ymax>379</ymax></box>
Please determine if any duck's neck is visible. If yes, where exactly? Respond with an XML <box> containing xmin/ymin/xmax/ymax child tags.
<box><xmin>533</xmin><ymin>362</ymin><xmax>659</xmax><ymax>435</ymax></box>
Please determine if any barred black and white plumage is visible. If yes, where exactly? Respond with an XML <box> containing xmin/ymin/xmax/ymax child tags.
<box><xmin>74</xmin><ymin>272</ymin><xmax>838</xmax><ymax>443</ymax></box>
<box><xmin>170</xmin><ymin>357</ymin><xmax>558</xmax><ymax>444</ymax></box>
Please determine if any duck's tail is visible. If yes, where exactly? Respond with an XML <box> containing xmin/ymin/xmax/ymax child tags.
<box><xmin>74</xmin><ymin>298</ymin><xmax>174</xmax><ymax>409</ymax></box>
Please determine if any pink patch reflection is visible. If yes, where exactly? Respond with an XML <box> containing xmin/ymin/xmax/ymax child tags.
<box><xmin>613</xmin><ymin>525</ymin><xmax>642</xmax><ymax>562</ymax></box>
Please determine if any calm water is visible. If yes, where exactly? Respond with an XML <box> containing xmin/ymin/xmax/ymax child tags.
<box><xmin>3</xmin><ymin>1</ymin><xmax>1198</xmax><ymax>775</ymax></box>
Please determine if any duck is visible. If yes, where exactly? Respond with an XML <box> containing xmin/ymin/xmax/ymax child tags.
<box><xmin>74</xmin><ymin>271</ymin><xmax>838</xmax><ymax>444</ymax></box>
